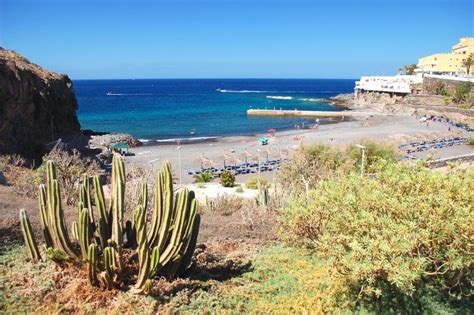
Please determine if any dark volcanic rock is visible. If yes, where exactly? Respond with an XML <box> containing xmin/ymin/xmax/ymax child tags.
<box><xmin>0</xmin><ymin>48</ymin><xmax>81</xmax><ymax>158</ymax></box>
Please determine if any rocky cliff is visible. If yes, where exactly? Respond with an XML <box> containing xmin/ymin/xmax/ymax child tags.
<box><xmin>0</xmin><ymin>48</ymin><xmax>81</xmax><ymax>158</ymax></box>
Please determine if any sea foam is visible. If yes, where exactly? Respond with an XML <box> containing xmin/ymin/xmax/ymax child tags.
<box><xmin>266</xmin><ymin>96</ymin><xmax>293</xmax><ymax>100</ymax></box>
<box><xmin>217</xmin><ymin>89</ymin><xmax>271</xmax><ymax>93</ymax></box>
<box><xmin>155</xmin><ymin>136</ymin><xmax>219</xmax><ymax>144</ymax></box>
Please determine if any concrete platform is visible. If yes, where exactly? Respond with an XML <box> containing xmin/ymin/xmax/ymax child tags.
<box><xmin>247</xmin><ymin>108</ymin><xmax>378</xmax><ymax>118</ymax></box>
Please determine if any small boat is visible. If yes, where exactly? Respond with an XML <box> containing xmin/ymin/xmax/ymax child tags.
<box><xmin>106</xmin><ymin>91</ymin><xmax>113</xmax><ymax>96</ymax></box>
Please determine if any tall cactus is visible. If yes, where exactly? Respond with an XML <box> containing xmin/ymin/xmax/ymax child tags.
<box><xmin>79</xmin><ymin>208</ymin><xmax>92</xmax><ymax>260</ymax></box>
<box><xmin>131</xmin><ymin>205</ymin><xmax>160</xmax><ymax>294</ymax></box>
<box><xmin>93</xmin><ymin>175</ymin><xmax>110</xmax><ymax>249</ymax></box>
<box><xmin>146</xmin><ymin>162</ymin><xmax>200</xmax><ymax>277</ymax></box>
<box><xmin>38</xmin><ymin>185</ymin><xmax>53</xmax><ymax>248</ymax></box>
<box><xmin>99</xmin><ymin>246</ymin><xmax>114</xmax><ymax>290</ymax></box>
<box><xmin>79</xmin><ymin>174</ymin><xmax>95</xmax><ymax>226</ymax></box>
<box><xmin>20</xmin><ymin>209</ymin><xmax>41</xmax><ymax>262</ymax></box>
<box><xmin>45</xmin><ymin>161</ymin><xmax>79</xmax><ymax>258</ymax></box>
<box><xmin>88</xmin><ymin>243</ymin><xmax>97</xmax><ymax>285</ymax></box>
<box><xmin>110</xmin><ymin>154</ymin><xmax>125</xmax><ymax>271</ymax></box>
<box><xmin>21</xmin><ymin>154</ymin><xmax>200</xmax><ymax>293</ymax></box>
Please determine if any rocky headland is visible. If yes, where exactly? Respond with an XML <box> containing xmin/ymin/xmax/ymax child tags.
<box><xmin>0</xmin><ymin>48</ymin><xmax>83</xmax><ymax>158</ymax></box>
<box><xmin>0</xmin><ymin>48</ymin><xmax>140</xmax><ymax>161</ymax></box>
<box><xmin>329</xmin><ymin>90</ymin><xmax>473</xmax><ymax>128</ymax></box>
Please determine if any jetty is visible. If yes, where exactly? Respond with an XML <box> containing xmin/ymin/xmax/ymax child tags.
<box><xmin>247</xmin><ymin>109</ymin><xmax>377</xmax><ymax>118</ymax></box>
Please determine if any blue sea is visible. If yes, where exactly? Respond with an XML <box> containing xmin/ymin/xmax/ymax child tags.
<box><xmin>74</xmin><ymin>79</ymin><xmax>355</xmax><ymax>142</ymax></box>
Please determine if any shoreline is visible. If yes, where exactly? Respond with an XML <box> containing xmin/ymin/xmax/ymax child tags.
<box><xmin>137</xmin><ymin>116</ymin><xmax>353</xmax><ymax>147</ymax></box>
<box><xmin>124</xmin><ymin>111</ymin><xmax>473</xmax><ymax>185</ymax></box>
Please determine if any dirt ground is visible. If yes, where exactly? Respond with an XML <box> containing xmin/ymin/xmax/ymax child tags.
<box><xmin>0</xmin><ymin>179</ymin><xmax>279</xmax><ymax>311</ymax></box>
<box><xmin>0</xmin><ymin>182</ymin><xmax>277</xmax><ymax>245</ymax></box>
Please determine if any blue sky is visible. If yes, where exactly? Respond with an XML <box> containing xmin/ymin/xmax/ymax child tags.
<box><xmin>0</xmin><ymin>0</ymin><xmax>472</xmax><ymax>79</ymax></box>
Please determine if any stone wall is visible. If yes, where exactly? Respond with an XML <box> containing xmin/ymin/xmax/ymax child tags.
<box><xmin>422</xmin><ymin>77</ymin><xmax>470</xmax><ymax>95</ymax></box>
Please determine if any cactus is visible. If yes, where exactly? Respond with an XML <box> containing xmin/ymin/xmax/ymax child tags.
<box><xmin>79</xmin><ymin>208</ymin><xmax>92</xmax><ymax>260</ymax></box>
<box><xmin>45</xmin><ymin>161</ymin><xmax>79</xmax><ymax>258</ymax></box>
<box><xmin>176</xmin><ymin>212</ymin><xmax>200</xmax><ymax>276</ymax></box>
<box><xmin>99</xmin><ymin>246</ymin><xmax>114</xmax><ymax>289</ymax></box>
<box><xmin>147</xmin><ymin>164</ymin><xmax>173</xmax><ymax>252</ymax></box>
<box><xmin>131</xmin><ymin>205</ymin><xmax>157</xmax><ymax>294</ymax></box>
<box><xmin>71</xmin><ymin>222</ymin><xmax>79</xmax><ymax>241</ymax></box>
<box><xmin>20</xmin><ymin>209</ymin><xmax>41</xmax><ymax>262</ymax></box>
<box><xmin>257</xmin><ymin>185</ymin><xmax>269</xmax><ymax>207</ymax></box>
<box><xmin>87</xmin><ymin>244</ymin><xmax>97</xmax><ymax>285</ymax></box>
<box><xmin>21</xmin><ymin>154</ymin><xmax>200</xmax><ymax>292</ymax></box>
<box><xmin>38</xmin><ymin>185</ymin><xmax>53</xmax><ymax>248</ymax></box>
<box><xmin>79</xmin><ymin>174</ymin><xmax>95</xmax><ymax>226</ymax></box>
<box><xmin>110</xmin><ymin>154</ymin><xmax>125</xmax><ymax>271</ymax></box>
<box><xmin>146</xmin><ymin>162</ymin><xmax>200</xmax><ymax>277</ymax></box>
<box><xmin>93</xmin><ymin>175</ymin><xmax>110</xmax><ymax>249</ymax></box>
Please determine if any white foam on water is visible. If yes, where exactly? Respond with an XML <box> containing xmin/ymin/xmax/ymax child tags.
<box><xmin>155</xmin><ymin>136</ymin><xmax>218</xmax><ymax>144</ymax></box>
<box><xmin>217</xmin><ymin>89</ymin><xmax>271</xmax><ymax>93</ymax></box>
<box><xmin>107</xmin><ymin>93</ymin><xmax>152</xmax><ymax>96</ymax></box>
<box><xmin>266</xmin><ymin>96</ymin><xmax>293</xmax><ymax>100</ymax></box>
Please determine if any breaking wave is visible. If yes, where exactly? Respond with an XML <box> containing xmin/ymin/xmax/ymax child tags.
<box><xmin>155</xmin><ymin>136</ymin><xmax>219</xmax><ymax>144</ymax></box>
<box><xmin>217</xmin><ymin>89</ymin><xmax>271</xmax><ymax>93</ymax></box>
<box><xmin>266</xmin><ymin>96</ymin><xmax>293</xmax><ymax>100</ymax></box>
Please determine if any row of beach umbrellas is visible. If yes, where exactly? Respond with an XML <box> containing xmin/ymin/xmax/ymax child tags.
<box><xmin>196</xmin><ymin>147</ymin><xmax>290</xmax><ymax>170</ymax></box>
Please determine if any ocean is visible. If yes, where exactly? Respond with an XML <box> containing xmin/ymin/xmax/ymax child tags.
<box><xmin>74</xmin><ymin>79</ymin><xmax>355</xmax><ymax>142</ymax></box>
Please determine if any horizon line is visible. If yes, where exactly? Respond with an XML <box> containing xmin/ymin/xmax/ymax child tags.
<box><xmin>71</xmin><ymin>77</ymin><xmax>359</xmax><ymax>81</ymax></box>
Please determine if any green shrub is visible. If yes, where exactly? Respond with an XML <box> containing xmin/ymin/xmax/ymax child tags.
<box><xmin>278</xmin><ymin>141</ymin><xmax>399</xmax><ymax>195</ymax></box>
<box><xmin>280</xmin><ymin>161</ymin><xmax>473</xmax><ymax>307</ymax></box>
<box><xmin>452</xmin><ymin>82</ymin><xmax>472</xmax><ymax>104</ymax></box>
<box><xmin>434</xmin><ymin>82</ymin><xmax>449</xmax><ymax>96</ymax></box>
<box><xmin>193</xmin><ymin>171</ymin><xmax>213</xmax><ymax>183</ymax></box>
<box><xmin>278</xmin><ymin>144</ymin><xmax>352</xmax><ymax>195</ymax></box>
<box><xmin>204</xmin><ymin>194</ymin><xmax>243</xmax><ymax>215</ymax></box>
<box><xmin>468</xmin><ymin>135</ymin><xmax>474</xmax><ymax>146</ymax></box>
<box><xmin>235</xmin><ymin>185</ymin><xmax>244</xmax><ymax>193</ymax></box>
<box><xmin>220</xmin><ymin>170</ymin><xmax>235</xmax><ymax>187</ymax></box>
<box><xmin>245</xmin><ymin>176</ymin><xmax>268</xmax><ymax>189</ymax></box>
<box><xmin>345</xmin><ymin>140</ymin><xmax>399</xmax><ymax>174</ymax></box>
<box><xmin>443</xmin><ymin>95</ymin><xmax>451</xmax><ymax>106</ymax></box>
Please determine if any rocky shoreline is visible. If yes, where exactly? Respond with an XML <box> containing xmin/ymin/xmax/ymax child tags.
<box><xmin>328</xmin><ymin>91</ymin><xmax>474</xmax><ymax>128</ymax></box>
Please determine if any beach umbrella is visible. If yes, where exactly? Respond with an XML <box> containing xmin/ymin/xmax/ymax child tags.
<box><xmin>197</xmin><ymin>154</ymin><xmax>205</xmax><ymax>170</ymax></box>
<box><xmin>200</xmin><ymin>155</ymin><xmax>211</xmax><ymax>170</ymax></box>
<box><xmin>229</xmin><ymin>155</ymin><xmax>242</xmax><ymax>168</ymax></box>
<box><xmin>224</xmin><ymin>151</ymin><xmax>240</xmax><ymax>168</ymax></box>
<box><xmin>207</xmin><ymin>159</ymin><xmax>220</xmax><ymax>168</ymax></box>
<box><xmin>240</xmin><ymin>150</ymin><xmax>253</xmax><ymax>165</ymax></box>
<box><xmin>267</xmin><ymin>128</ymin><xmax>277</xmax><ymax>136</ymax></box>
<box><xmin>218</xmin><ymin>153</ymin><xmax>231</xmax><ymax>168</ymax></box>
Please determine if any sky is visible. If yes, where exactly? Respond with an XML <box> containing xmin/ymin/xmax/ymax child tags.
<box><xmin>0</xmin><ymin>0</ymin><xmax>472</xmax><ymax>79</ymax></box>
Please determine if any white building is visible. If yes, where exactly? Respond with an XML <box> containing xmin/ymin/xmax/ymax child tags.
<box><xmin>355</xmin><ymin>75</ymin><xmax>423</xmax><ymax>95</ymax></box>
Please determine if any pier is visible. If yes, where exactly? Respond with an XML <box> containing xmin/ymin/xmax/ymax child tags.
<box><xmin>247</xmin><ymin>109</ymin><xmax>377</xmax><ymax>118</ymax></box>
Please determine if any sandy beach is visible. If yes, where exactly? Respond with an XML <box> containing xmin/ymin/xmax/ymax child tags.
<box><xmin>123</xmin><ymin>112</ymin><xmax>473</xmax><ymax>185</ymax></box>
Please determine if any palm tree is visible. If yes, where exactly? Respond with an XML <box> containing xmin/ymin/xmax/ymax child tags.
<box><xmin>193</xmin><ymin>171</ymin><xmax>213</xmax><ymax>183</ymax></box>
<box><xmin>403</xmin><ymin>64</ymin><xmax>417</xmax><ymax>75</ymax></box>
<box><xmin>462</xmin><ymin>53</ymin><xmax>473</xmax><ymax>75</ymax></box>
